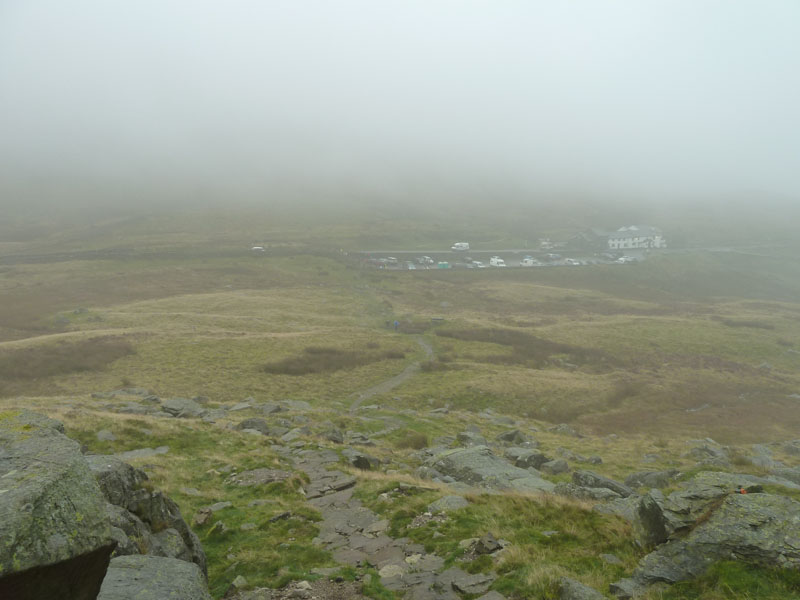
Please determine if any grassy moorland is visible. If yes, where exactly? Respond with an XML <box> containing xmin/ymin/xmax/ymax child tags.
<box><xmin>1</xmin><ymin>209</ymin><xmax>800</xmax><ymax>598</ymax></box>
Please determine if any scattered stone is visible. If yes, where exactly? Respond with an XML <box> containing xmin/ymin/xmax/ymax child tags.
<box><xmin>232</xmin><ymin>575</ymin><xmax>249</xmax><ymax>589</ymax></box>
<box><xmin>324</xmin><ymin>429</ymin><xmax>344</xmax><ymax>444</ymax></box>
<box><xmin>547</xmin><ymin>423</ymin><xmax>582</xmax><ymax>437</ymax></box>
<box><xmin>378</xmin><ymin>564</ymin><xmax>406</xmax><ymax>578</ymax></box>
<box><xmin>282</xmin><ymin>400</ymin><xmax>312</xmax><ymax>411</ymax></box>
<box><xmin>559</xmin><ymin>576</ymin><xmax>606</xmax><ymax>600</ymax></box>
<box><xmin>573</xmin><ymin>470</ymin><xmax>634</xmax><ymax>497</ymax></box>
<box><xmin>268</xmin><ymin>511</ymin><xmax>291</xmax><ymax>523</ymax></box>
<box><xmin>97</xmin><ymin>429</ymin><xmax>116</xmax><ymax>442</ymax></box>
<box><xmin>161</xmin><ymin>397</ymin><xmax>207</xmax><ymax>419</ymax></box>
<box><xmin>193</xmin><ymin>509</ymin><xmax>213</xmax><ymax>527</ymax></box>
<box><xmin>624</xmin><ymin>470</ymin><xmax>680</xmax><ymax>490</ymax></box>
<box><xmin>477</xmin><ymin>593</ymin><xmax>506</xmax><ymax>600</ymax></box>
<box><xmin>236</xmin><ymin>418</ymin><xmax>271</xmax><ymax>435</ymax></box>
<box><xmin>474</xmin><ymin>532</ymin><xmax>502</xmax><ymax>555</ymax></box>
<box><xmin>226</xmin><ymin>469</ymin><xmax>291</xmax><ymax>487</ymax></box>
<box><xmin>181</xmin><ymin>487</ymin><xmax>201</xmax><ymax>496</ymax></box>
<box><xmin>439</xmin><ymin>567</ymin><xmax>495</xmax><ymax>595</ymax></box>
<box><xmin>427</xmin><ymin>495</ymin><xmax>469</xmax><ymax>513</ymax></box>
<box><xmin>504</xmin><ymin>447</ymin><xmax>549</xmax><ymax>469</ymax></box>
<box><xmin>683</xmin><ymin>443</ymin><xmax>729</xmax><ymax>467</ymax></box>
<box><xmin>262</xmin><ymin>403</ymin><xmax>284</xmax><ymax>414</ymax></box>
<box><xmin>600</xmin><ymin>553</ymin><xmax>623</xmax><ymax>566</ymax></box>
<box><xmin>457</xmin><ymin>430</ymin><xmax>487</xmax><ymax>446</ymax></box>
<box><xmin>496</xmin><ymin>429</ymin><xmax>530</xmax><ymax>445</ymax></box>
<box><xmin>541</xmin><ymin>459</ymin><xmax>570</xmax><ymax>475</ymax></box>
<box><xmin>554</xmin><ymin>482</ymin><xmax>621</xmax><ymax>501</ymax></box>
<box><xmin>230</xmin><ymin>402</ymin><xmax>252</xmax><ymax>412</ymax></box>
<box><xmin>207</xmin><ymin>501</ymin><xmax>232</xmax><ymax>513</ymax></box>
<box><xmin>116</xmin><ymin>446</ymin><xmax>169</xmax><ymax>461</ymax></box>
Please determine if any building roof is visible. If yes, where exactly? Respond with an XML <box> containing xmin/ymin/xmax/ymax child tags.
<box><xmin>608</xmin><ymin>225</ymin><xmax>662</xmax><ymax>239</ymax></box>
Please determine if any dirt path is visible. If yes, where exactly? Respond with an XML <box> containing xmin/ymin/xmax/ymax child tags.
<box><xmin>349</xmin><ymin>337</ymin><xmax>433</xmax><ymax>413</ymax></box>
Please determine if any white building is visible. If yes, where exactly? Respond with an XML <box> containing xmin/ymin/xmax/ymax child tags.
<box><xmin>607</xmin><ymin>226</ymin><xmax>666</xmax><ymax>250</ymax></box>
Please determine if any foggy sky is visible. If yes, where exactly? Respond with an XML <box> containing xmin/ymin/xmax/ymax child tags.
<box><xmin>1</xmin><ymin>1</ymin><xmax>799</xmax><ymax>210</ymax></box>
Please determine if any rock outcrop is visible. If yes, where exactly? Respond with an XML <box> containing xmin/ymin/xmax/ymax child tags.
<box><xmin>613</xmin><ymin>493</ymin><xmax>800</xmax><ymax>597</ymax></box>
<box><xmin>0</xmin><ymin>410</ymin><xmax>209</xmax><ymax>600</ymax></box>
<box><xmin>0</xmin><ymin>410</ymin><xmax>116</xmax><ymax>600</ymax></box>
<box><xmin>85</xmin><ymin>455</ymin><xmax>207</xmax><ymax>575</ymax></box>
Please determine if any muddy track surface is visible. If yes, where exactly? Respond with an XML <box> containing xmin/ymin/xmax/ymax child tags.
<box><xmin>349</xmin><ymin>337</ymin><xmax>434</xmax><ymax>413</ymax></box>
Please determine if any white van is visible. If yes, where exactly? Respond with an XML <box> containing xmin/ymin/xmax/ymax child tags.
<box><xmin>489</xmin><ymin>256</ymin><xmax>507</xmax><ymax>267</ymax></box>
<box><xmin>451</xmin><ymin>242</ymin><xmax>470</xmax><ymax>251</ymax></box>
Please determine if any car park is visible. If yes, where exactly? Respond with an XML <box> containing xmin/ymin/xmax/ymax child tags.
<box><xmin>520</xmin><ymin>256</ymin><xmax>541</xmax><ymax>267</ymax></box>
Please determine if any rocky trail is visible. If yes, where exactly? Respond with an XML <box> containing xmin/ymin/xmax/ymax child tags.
<box><xmin>275</xmin><ymin>445</ymin><xmax>500</xmax><ymax>600</ymax></box>
<box><xmin>349</xmin><ymin>337</ymin><xmax>434</xmax><ymax>413</ymax></box>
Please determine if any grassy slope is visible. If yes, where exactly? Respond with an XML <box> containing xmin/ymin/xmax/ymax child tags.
<box><xmin>1</xmin><ymin>212</ymin><xmax>800</xmax><ymax>598</ymax></box>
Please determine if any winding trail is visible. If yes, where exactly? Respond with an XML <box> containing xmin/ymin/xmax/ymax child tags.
<box><xmin>349</xmin><ymin>337</ymin><xmax>434</xmax><ymax>413</ymax></box>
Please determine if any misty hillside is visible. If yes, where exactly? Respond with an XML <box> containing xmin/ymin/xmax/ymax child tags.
<box><xmin>2</xmin><ymin>2</ymin><xmax>800</xmax><ymax>599</ymax></box>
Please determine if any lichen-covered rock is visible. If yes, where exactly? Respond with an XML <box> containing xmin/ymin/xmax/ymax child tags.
<box><xmin>614</xmin><ymin>493</ymin><xmax>800</xmax><ymax>596</ymax></box>
<box><xmin>0</xmin><ymin>410</ymin><xmax>115</xmax><ymax>600</ymax></box>
<box><xmin>424</xmin><ymin>446</ymin><xmax>554</xmax><ymax>492</ymax></box>
<box><xmin>632</xmin><ymin>471</ymin><xmax>764</xmax><ymax>548</ymax></box>
<box><xmin>97</xmin><ymin>555</ymin><xmax>211</xmax><ymax>600</ymax></box>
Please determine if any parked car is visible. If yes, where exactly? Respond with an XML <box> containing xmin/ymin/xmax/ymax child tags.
<box><xmin>471</xmin><ymin>260</ymin><xmax>487</xmax><ymax>268</ymax></box>
<box><xmin>417</xmin><ymin>256</ymin><xmax>434</xmax><ymax>265</ymax></box>
<box><xmin>616</xmin><ymin>256</ymin><xmax>638</xmax><ymax>264</ymax></box>
<box><xmin>489</xmin><ymin>256</ymin><xmax>507</xmax><ymax>267</ymax></box>
<box><xmin>564</xmin><ymin>258</ymin><xmax>581</xmax><ymax>266</ymax></box>
<box><xmin>451</xmin><ymin>242</ymin><xmax>470</xmax><ymax>251</ymax></box>
<box><xmin>520</xmin><ymin>256</ymin><xmax>541</xmax><ymax>267</ymax></box>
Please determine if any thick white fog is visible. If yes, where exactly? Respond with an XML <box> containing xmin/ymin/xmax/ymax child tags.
<box><xmin>1</xmin><ymin>1</ymin><xmax>799</xmax><ymax>210</ymax></box>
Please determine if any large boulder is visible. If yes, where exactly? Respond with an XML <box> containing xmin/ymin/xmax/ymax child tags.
<box><xmin>613</xmin><ymin>493</ymin><xmax>800</xmax><ymax>597</ymax></box>
<box><xmin>85</xmin><ymin>455</ymin><xmax>207</xmax><ymax>576</ymax></box>
<box><xmin>632</xmin><ymin>471</ymin><xmax>763</xmax><ymax>548</ymax></box>
<box><xmin>97</xmin><ymin>555</ymin><xmax>211</xmax><ymax>600</ymax></box>
<box><xmin>423</xmin><ymin>446</ymin><xmax>554</xmax><ymax>492</ymax></box>
<box><xmin>0</xmin><ymin>410</ymin><xmax>115</xmax><ymax>600</ymax></box>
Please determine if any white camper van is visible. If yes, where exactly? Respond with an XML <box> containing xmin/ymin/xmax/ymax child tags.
<box><xmin>450</xmin><ymin>242</ymin><xmax>470</xmax><ymax>251</ymax></box>
<box><xmin>489</xmin><ymin>256</ymin><xmax>507</xmax><ymax>267</ymax></box>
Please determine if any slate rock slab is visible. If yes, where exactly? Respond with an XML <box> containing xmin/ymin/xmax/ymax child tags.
<box><xmin>97</xmin><ymin>555</ymin><xmax>211</xmax><ymax>600</ymax></box>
